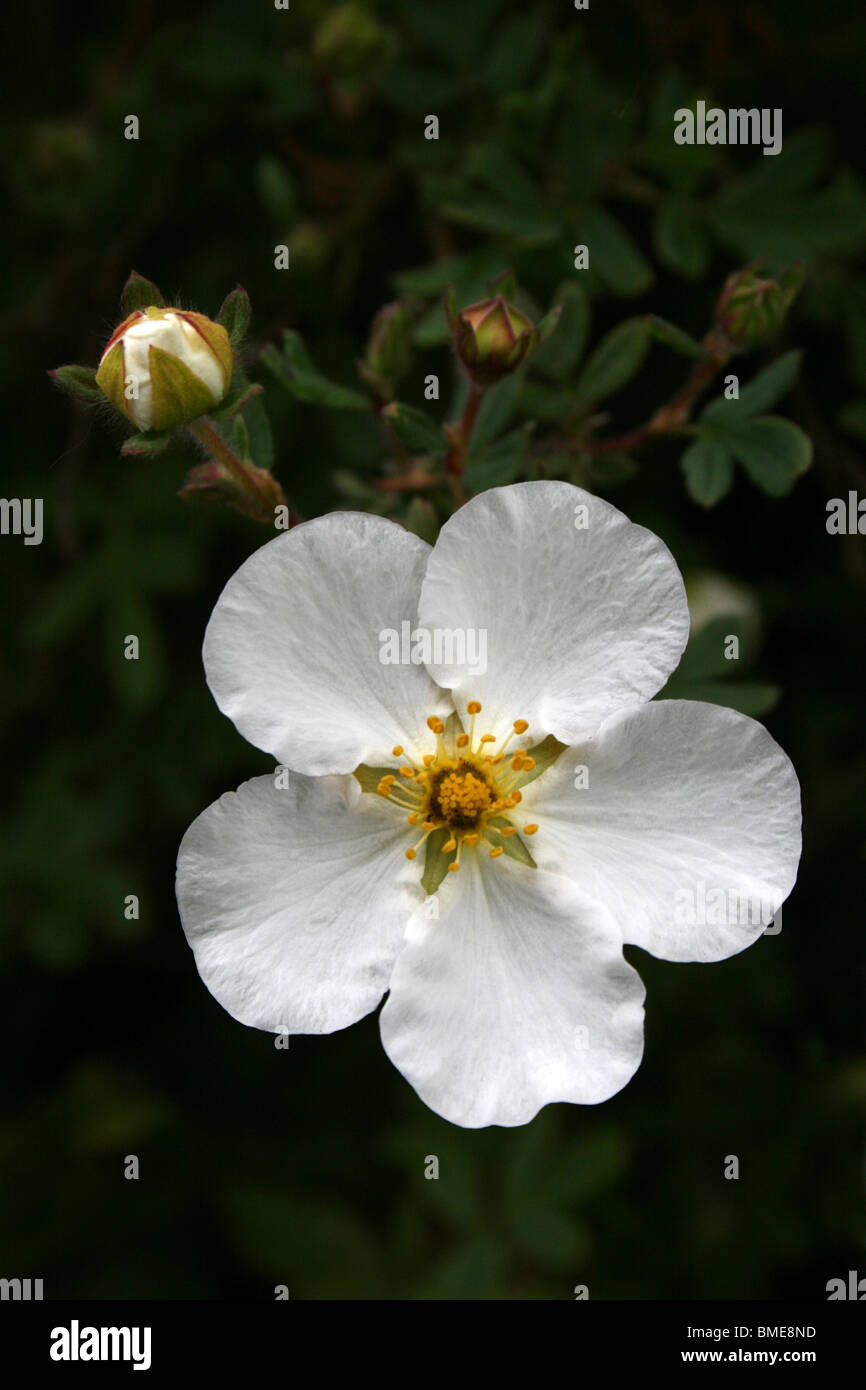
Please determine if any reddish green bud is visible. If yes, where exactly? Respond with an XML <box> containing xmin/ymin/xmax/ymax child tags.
<box><xmin>95</xmin><ymin>307</ymin><xmax>233</xmax><ymax>432</ymax></box>
<box><xmin>715</xmin><ymin>262</ymin><xmax>804</xmax><ymax>348</ymax></box>
<box><xmin>447</xmin><ymin>289</ymin><xmax>558</xmax><ymax>387</ymax></box>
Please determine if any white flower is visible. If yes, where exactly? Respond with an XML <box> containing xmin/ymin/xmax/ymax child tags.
<box><xmin>176</xmin><ymin>481</ymin><xmax>801</xmax><ymax>1128</ymax></box>
<box><xmin>96</xmin><ymin>307</ymin><xmax>232</xmax><ymax>431</ymax></box>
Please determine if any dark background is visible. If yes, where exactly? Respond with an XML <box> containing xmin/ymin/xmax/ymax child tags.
<box><xmin>0</xmin><ymin>0</ymin><xmax>863</xmax><ymax>1298</ymax></box>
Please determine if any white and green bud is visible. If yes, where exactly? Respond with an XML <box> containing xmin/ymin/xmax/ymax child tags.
<box><xmin>96</xmin><ymin>306</ymin><xmax>233</xmax><ymax>432</ymax></box>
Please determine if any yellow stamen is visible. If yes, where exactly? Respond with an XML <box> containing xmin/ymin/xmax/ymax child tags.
<box><xmin>399</xmin><ymin>766</ymin><xmax>415</xmax><ymax>779</ymax></box>
<box><xmin>443</xmin><ymin>838</ymin><xmax>457</xmax><ymax>853</ymax></box>
<box><xmin>392</xmin><ymin>745</ymin><xmax>404</xmax><ymax>757</ymax></box>
<box><xmin>408</xmin><ymin>812</ymin><xmax>421</xmax><ymax>826</ymax></box>
<box><xmin>524</xmin><ymin>824</ymin><xmax>538</xmax><ymax>835</ymax></box>
<box><xmin>466</xmin><ymin>701</ymin><xmax>482</xmax><ymax>715</ymax></box>
<box><xmin>489</xmin><ymin>845</ymin><xmax>503</xmax><ymax>859</ymax></box>
<box><xmin>427</xmin><ymin>715</ymin><xmax>445</xmax><ymax>734</ymax></box>
<box><xmin>463</xmin><ymin>832</ymin><xmax>480</xmax><ymax>846</ymax></box>
<box><xmin>456</xmin><ymin>733</ymin><xmax>469</xmax><ymax>748</ymax></box>
<box><xmin>513</xmin><ymin>719</ymin><xmax>528</xmax><ymax>735</ymax></box>
<box><xmin>448</xmin><ymin>838</ymin><xmax>463</xmax><ymax>873</ymax></box>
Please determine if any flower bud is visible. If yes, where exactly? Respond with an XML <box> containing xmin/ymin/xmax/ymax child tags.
<box><xmin>358</xmin><ymin>301</ymin><xmax>412</xmax><ymax>402</ymax></box>
<box><xmin>714</xmin><ymin>263</ymin><xmax>803</xmax><ymax>348</ymax></box>
<box><xmin>96</xmin><ymin>307</ymin><xmax>233</xmax><ymax>432</ymax></box>
<box><xmin>448</xmin><ymin>292</ymin><xmax>544</xmax><ymax>387</ymax></box>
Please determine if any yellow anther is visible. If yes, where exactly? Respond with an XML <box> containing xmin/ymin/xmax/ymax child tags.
<box><xmin>399</xmin><ymin>766</ymin><xmax>415</xmax><ymax>779</ymax></box>
<box><xmin>524</xmin><ymin>824</ymin><xmax>538</xmax><ymax>835</ymax></box>
<box><xmin>405</xmin><ymin>847</ymin><xmax>417</xmax><ymax>860</ymax></box>
<box><xmin>376</xmin><ymin>783</ymin><xmax>392</xmax><ymax>797</ymax></box>
<box><xmin>456</xmin><ymin>733</ymin><xmax>469</xmax><ymax>748</ymax></box>
<box><xmin>480</xmin><ymin>734</ymin><xmax>496</xmax><ymax>745</ymax></box>
<box><xmin>510</xmin><ymin>789</ymin><xmax>522</xmax><ymax>803</ymax></box>
<box><xmin>513</xmin><ymin>719</ymin><xmax>529</xmax><ymax>734</ymax></box>
<box><xmin>443</xmin><ymin>838</ymin><xmax>457</xmax><ymax>853</ymax></box>
<box><xmin>422</xmin><ymin>820</ymin><xmax>435</xmax><ymax>831</ymax></box>
<box><xmin>467</xmin><ymin>701</ymin><xmax>482</xmax><ymax>715</ymax></box>
<box><xmin>407</xmin><ymin>812</ymin><xmax>421</xmax><ymax>826</ymax></box>
<box><xmin>392</xmin><ymin>745</ymin><xmax>404</xmax><ymax>757</ymax></box>
<box><xmin>427</xmin><ymin>715</ymin><xmax>445</xmax><ymax>734</ymax></box>
<box><xmin>464</xmin><ymin>832</ymin><xmax>480</xmax><ymax>846</ymax></box>
<box><xmin>522</xmin><ymin>757</ymin><xmax>535</xmax><ymax>771</ymax></box>
<box><xmin>511</xmin><ymin>751</ymin><xmax>526</xmax><ymax>770</ymax></box>
<box><xmin>448</xmin><ymin>862</ymin><xmax>460</xmax><ymax>873</ymax></box>
<box><xmin>499</xmin><ymin>826</ymin><xmax>518</xmax><ymax>837</ymax></box>
<box><xmin>422</xmin><ymin>754</ymin><xmax>435</xmax><ymax>766</ymax></box>
<box><xmin>489</xmin><ymin>846</ymin><xmax>504</xmax><ymax>859</ymax></box>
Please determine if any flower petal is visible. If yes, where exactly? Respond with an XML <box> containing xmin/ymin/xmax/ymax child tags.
<box><xmin>418</xmin><ymin>481</ymin><xmax>689</xmax><ymax>743</ymax></box>
<box><xmin>203</xmin><ymin>513</ymin><xmax>449</xmax><ymax>774</ymax></box>
<box><xmin>380</xmin><ymin>853</ymin><xmax>645</xmax><ymax>1127</ymax></box>
<box><xmin>532</xmin><ymin>699</ymin><xmax>802</xmax><ymax>962</ymax></box>
<box><xmin>176</xmin><ymin>772</ymin><xmax>416</xmax><ymax>1033</ymax></box>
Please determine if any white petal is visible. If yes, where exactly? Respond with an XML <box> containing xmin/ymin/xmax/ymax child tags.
<box><xmin>121</xmin><ymin>312</ymin><xmax>224</xmax><ymax>430</ymax></box>
<box><xmin>176</xmin><ymin>772</ymin><xmax>416</xmax><ymax>1033</ymax></box>
<box><xmin>203</xmin><ymin>513</ymin><xmax>450</xmax><ymax>774</ymax></box>
<box><xmin>418</xmin><ymin>480</ymin><xmax>689</xmax><ymax>742</ymax></box>
<box><xmin>380</xmin><ymin>853</ymin><xmax>645</xmax><ymax>1128</ymax></box>
<box><xmin>532</xmin><ymin>699</ymin><xmax>802</xmax><ymax>962</ymax></box>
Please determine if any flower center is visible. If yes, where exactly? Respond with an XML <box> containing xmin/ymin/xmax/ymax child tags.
<box><xmin>371</xmin><ymin>701</ymin><xmax>540</xmax><ymax>880</ymax></box>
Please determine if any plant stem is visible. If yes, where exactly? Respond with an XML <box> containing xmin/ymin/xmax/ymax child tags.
<box><xmin>580</xmin><ymin>330</ymin><xmax>731</xmax><ymax>455</ymax></box>
<box><xmin>190</xmin><ymin>417</ymin><xmax>289</xmax><ymax>524</ymax></box>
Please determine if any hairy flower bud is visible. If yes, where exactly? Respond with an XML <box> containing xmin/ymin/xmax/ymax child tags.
<box><xmin>448</xmin><ymin>292</ymin><xmax>548</xmax><ymax>387</ymax></box>
<box><xmin>714</xmin><ymin>263</ymin><xmax>803</xmax><ymax>348</ymax></box>
<box><xmin>96</xmin><ymin>307</ymin><xmax>233</xmax><ymax>432</ymax></box>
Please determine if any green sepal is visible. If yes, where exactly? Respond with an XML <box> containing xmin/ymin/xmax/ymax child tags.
<box><xmin>49</xmin><ymin>364</ymin><xmax>103</xmax><ymax>405</ymax></box>
<box><xmin>120</xmin><ymin>429</ymin><xmax>173</xmax><ymax>458</ymax></box>
<box><xmin>512</xmin><ymin>734</ymin><xmax>568</xmax><ymax>790</ymax></box>
<box><xmin>208</xmin><ymin>381</ymin><xmax>264</xmax><ymax>420</ymax></box>
<box><xmin>421</xmin><ymin>827</ymin><xmax>453</xmax><ymax>896</ymax></box>
<box><xmin>352</xmin><ymin>764</ymin><xmax>398</xmax><ymax>794</ymax></box>
<box><xmin>217</xmin><ymin>285</ymin><xmax>252</xmax><ymax>347</ymax></box>
<box><xmin>149</xmin><ymin>345</ymin><xmax>218</xmax><ymax>430</ymax></box>
<box><xmin>121</xmin><ymin>270</ymin><xmax>165</xmax><ymax>315</ymax></box>
<box><xmin>485</xmin><ymin>818</ymin><xmax>537</xmax><ymax>869</ymax></box>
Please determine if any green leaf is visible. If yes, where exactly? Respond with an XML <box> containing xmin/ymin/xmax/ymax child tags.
<box><xmin>438</xmin><ymin>195</ymin><xmax>560</xmax><ymax>244</ymax></box>
<box><xmin>255</xmin><ymin>155</ymin><xmax>298</xmax><ymax>225</ymax></box>
<box><xmin>216</xmin><ymin>285</ymin><xmax>252</xmax><ymax>347</ymax></box>
<box><xmin>585</xmin><ymin>451</ymin><xmax>639</xmax><ymax>487</ymax></box>
<box><xmin>575</xmin><ymin>317</ymin><xmax>651</xmax><ymax>403</ymax></box>
<box><xmin>719</xmin><ymin>415</ymin><xmax>813</xmax><ymax>496</ymax></box>
<box><xmin>231</xmin><ymin>413</ymin><xmax>251</xmax><ymax>459</ymax></box>
<box><xmin>837</xmin><ymin>398</ymin><xmax>866</xmax><ymax>443</ymax></box>
<box><xmin>49</xmin><ymin>364</ymin><xmax>103</xmax><ymax>405</ymax></box>
<box><xmin>421</xmin><ymin>827</ymin><xmax>453</xmax><ymax>896</ymax></box>
<box><xmin>470</xmin><ymin>371</ymin><xmax>523</xmax><ymax>448</ymax></box>
<box><xmin>647</xmin><ymin>315</ymin><xmax>709</xmax><ymax>360</ymax></box>
<box><xmin>120</xmin><ymin>429</ymin><xmax>173</xmax><ymax>458</ymax></box>
<box><xmin>382</xmin><ymin>402</ymin><xmax>447</xmax><ymax>456</ymax></box>
<box><xmin>281</xmin><ymin>330</ymin><xmax>314</xmax><ymax>371</ymax></box>
<box><xmin>653</xmin><ymin>199</ymin><xmax>709</xmax><ymax>279</ymax></box>
<box><xmin>703</xmin><ymin>350</ymin><xmax>802</xmax><ymax>423</ymax></box>
<box><xmin>530</xmin><ymin>282</ymin><xmax>591</xmax><ymax>381</ymax></box>
<box><xmin>680</xmin><ymin>436</ymin><xmax>735</xmax><ymax>507</ymax></box>
<box><xmin>242</xmin><ymin>393</ymin><xmax>274</xmax><ymax>472</ymax></box>
<box><xmin>405</xmin><ymin>497</ymin><xmax>439</xmax><ymax>545</ymax></box>
<box><xmin>120</xmin><ymin>270</ymin><xmax>165</xmax><ymax>314</ymax></box>
<box><xmin>262</xmin><ymin>343</ymin><xmax>368</xmax><ymax>411</ymax></box>
<box><xmin>464</xmin><ymin>426</ymin><xmax>530</xmax><ymax>490</ymax></box>
<box><xmin>580</xmin><ymin>206</ymin><xmax>654</xmax><ymax>298</ymax></box>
